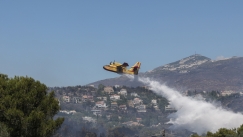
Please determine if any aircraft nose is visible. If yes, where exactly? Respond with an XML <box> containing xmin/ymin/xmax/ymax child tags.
<box><xmin>103</xmin><ymin>65</ymin><xmax>107</xmax><ymax>70</ymax></box>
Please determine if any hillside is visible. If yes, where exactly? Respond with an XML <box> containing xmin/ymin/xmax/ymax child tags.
<box><xmin>89</xmin><ymin>54</ymin><xmax>243</xmax><ymax>92</ymax></box>
<box><xmin>52</xmin><ymin>82</ymin><xmax>243</xmax><ymax>137</ymax></box>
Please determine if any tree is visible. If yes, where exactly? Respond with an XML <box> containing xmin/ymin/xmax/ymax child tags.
<box><xmin>0</xmin><ymin>74</ymin><xmax>64</xmax><ymax>137</ymax></box>
<box><xmin>108</xmin><ymin>130</ymin><xmax>124</xmax><ymax>137</ymax></box>
<box><xmin>209</xmin><ymin>91</ymin><xmax>219</xmax><ymax>99</ymax></box>
<box><xmin>0</xmin><ymin>122</ymin><xmax>9</xmax><ymax>137</ymax></box>
<box><xmin>97</xmin><ymin>84</ymin><xmax>105</xmax><ymax>96</ymax></box>
<box><xmin>206</xmin><ymin>128</ymin><xmax>237</xmax><ymax>137</ymax></box>
<box><xmin>192</xmin><ymin>125</ymin><xmax>243</xmax><ymax>137</ymax></box>
<box><xmin>236</xmin><ymin>124</ymin><xmax>243</xmax><ymax>136</ymax></box>
<box><xmin>106</xmin><ymin>94</ymin><xmax>111</xmax><ymax>108</ymax></box>
<box><xmin>98</xmin><ymin>84</ymin><xmax>104</xmax><ymax>91</ymax></box>
<box><xmin>110</xmin><ymin>114</ymin><xmax>119</xmax><ymax>122</ymax></box>
<box><xmin>190</xmin><ymin>133</ymin><xmax>201</xmax><ymax>137</ymax></box>
<box><xmin>80</xmin><ymin>127</ymin><xmax>97</xmax><ymax>137</ymax></box>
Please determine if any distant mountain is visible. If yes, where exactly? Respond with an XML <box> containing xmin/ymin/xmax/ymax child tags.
<box><xmin>89</xmin><ymin>54</ymin><xmax>243</xmax><ymax>92</ymax></box>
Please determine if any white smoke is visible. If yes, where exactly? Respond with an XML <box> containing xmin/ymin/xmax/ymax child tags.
<box><xmin>127</xmin><ymin>75</ymin><xmax>243</xmax><ymax>135</ymax></box>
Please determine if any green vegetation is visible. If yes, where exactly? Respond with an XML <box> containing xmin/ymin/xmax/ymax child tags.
<box><xmin>107</xmin><ymin>126</ymin><xmax>138</xmax><ymax>137</ymax></box>
<box><xmin>0</xmin><ymin>122</ymin><xmax>9</xmax><ymax>137</ymax></box>
<box><xmin>190</xmin><ymin>124</ymin><xmax>243</xmax><ymax>137</ymax></box>
<box><xmin>0</xmin><ymin>74</ymin><xmax>64</xmax><ymax>137</ymax></box>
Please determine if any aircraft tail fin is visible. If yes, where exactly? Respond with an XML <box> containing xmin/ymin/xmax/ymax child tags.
<box><xmin>128</xmin><ymin>62</ymin><xmax>141</xmax><ymax>75</ymax></box>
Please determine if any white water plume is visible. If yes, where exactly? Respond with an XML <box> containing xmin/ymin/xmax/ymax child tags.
<box><xmin>126</xmin><ymin>75</ymin><xmax>243</xmax><ymax>135</ymax></box>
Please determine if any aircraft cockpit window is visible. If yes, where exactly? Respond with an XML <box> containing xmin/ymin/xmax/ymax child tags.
<box><xmin>122</xmin><ymin>62</ymin><xmax>129</xmax><ymax>67</ymax></box>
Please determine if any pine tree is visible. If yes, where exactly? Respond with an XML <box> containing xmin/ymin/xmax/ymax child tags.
<box><xmin>0</xmin><ymin>74</ymin><xmax>64</xmax><ymax>137</ymax></box>
<box><xmin>0</xmin><ymin>122</ymin><xmax>10</xmax><ymax>137</ymax></box>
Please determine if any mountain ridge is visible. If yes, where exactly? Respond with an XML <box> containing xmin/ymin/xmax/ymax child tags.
<box><xmin>89</xmin><ymin>54</ymin><xmax>243</xmax><ymax>92</ymax></box>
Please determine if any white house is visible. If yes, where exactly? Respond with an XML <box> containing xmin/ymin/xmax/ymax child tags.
<box><xmin>110</xmin><ymin>94</ymin><xmax>120</xmax><ymax>101</ymax></box>
<box><xmin>73</xmin><ymin>97</ymin><xmax>82</xmax><ymax>103</ymax></box>
<box><xmin>63</xmin><ymin>96</ymin><xmax>70</xmax><ymax>102</ymax></box>
<box><xmin>82</xmin><ymin>95</ymin><xmax>94</xmax><ymax>102</ymax></box>
<box><xmin>91</xmin><ymin>109</ymin><xmax>102</xmax><ymax>116</ymax></box>
<box><xmin>97</xmin><ymin>96</ymin><xmax>107</xmax><ymax>101</ymax></box>
<box><xmin>95</xmin><ymin>101</ymin><xmax>107</xmax><ymax>108</ymax></box>
<box><xmin>136</xmin><ymin>105</ymin><xmax>146</xmax><ymax>112</ymax></box>
<box><xmin>59</xmin><ymin>110</ymin><xmax>76</xmax><ymax>114</ymax></box>
<box><xmin>220</xmin><ymin>90</ymin><xmax>235</xmax><ymax>96</ymax></box>
<box><xmin>83</xmin><ymin>116</ymin><xmax>96</xmax><ymax>123</ymax></box>
<box><xmin>240</xmin><ymin>92</ymin><xmax>243</xmax><ymax>96</ymax></box>
<box><xmin>119</xmin><ymin>105</ymin><xmax>127</xmax><ymax>110</ymax></box>
<box><xmin>111</xmin><ymin>102</ymin><xmax>118</xmax><ymax>108</ymax></box>
<box><xmin>102</xmin><ymin>97</ymin><xmax>107</xmax><ymax>101</ymax></box>
<box><xmin>114</xmin><ymin>85</ymin><xmax>120</xmax><ymax>88</ymax></box>
<box><xmin>153</xmin><ymin>105</ymin><xmax>160</xmax><ymax>111</ymax></box>
<box><xmin>120</xmin><ymin>89</ymin><xmax>127</xmax><ymax>96</ymax></box>
<box><xmin>131</xmin><ymin>92</ymin><xmax>139</xmax><ymax>97</ymax></box>
<box><xmin>151</xmin><ymin>99</ymin><xmax>157</xmax><ymax>105</ymax></box>
<box><xmin>165</xmin><ymin>102</ymin><xmax>176</xmax><ymax>111</ymax></box>
<box><xmin>133</xmin><ymin>98</ymin><xmax>142</xmax><ymax>105</ymax></box>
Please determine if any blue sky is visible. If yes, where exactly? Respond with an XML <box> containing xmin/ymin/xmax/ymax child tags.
<box><xmin>1</xmin><ymin>1</ymin><xmax>243</xmax><ymax>87</ymax></box>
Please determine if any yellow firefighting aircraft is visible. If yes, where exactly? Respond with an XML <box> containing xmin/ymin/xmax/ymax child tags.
<box><xmin>103</xmin><ymin>61</ymin><xmax>141</xmax><ymax>75</ymax></box>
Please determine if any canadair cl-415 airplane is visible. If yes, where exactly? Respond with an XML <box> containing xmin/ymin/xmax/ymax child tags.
<box><xmin>103</xmin><ymin>61</ymin><xmax>141</xmax><ymax>75</ymax></box>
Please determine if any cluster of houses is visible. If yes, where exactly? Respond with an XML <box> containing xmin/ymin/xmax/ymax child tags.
<box><xmin>92</xmin><ymin>86</ymin><xmax>151</xmax><ymax>115</ymax></box>
<box><xmin>60</xmin><ymin>85</ymin><xmax>243</xmax><ymax>117</ymax></box>
<box><xmin>57</xmin><ymin>84</ymin><xmax>243</xmax><ymax>130</ymax></box>
<box><xmin>58</xmin><ymin>86</ymin><xmax>163</xmax><ymax>126</ymax></box>
<box><xmin>60</xmin><ymin>86</ymin><xmax>167</xmax><ymax>117</ymax></box>
<box><xmin>62</xmin><ymin>94</ymin><xmax>94</xmax><ymax>103</ymax></box>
